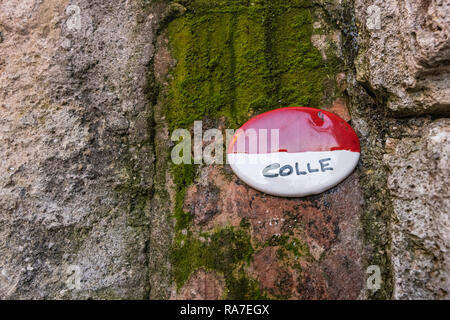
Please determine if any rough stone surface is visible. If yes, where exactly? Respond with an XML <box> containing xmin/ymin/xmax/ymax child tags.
<box><xmin>355</xmin><ymin>0</ymin><xmax>450</xmax><ymax>116</ymax></box>
<box><xmin>181</xmin><ymin>165</ymin><xmax>366</xmax><ymax>299</ymax></box>
<box><xmin>384</xmin><ymin>119</ymin><xmax>450</xmax><ymax>299</ymax></box>
<box><xmin>172</xmin><ymin>269</ymin><xmax>224</xmax><ymax>300</ymax></box>
<box><xmin>354</xmin><ymin>0</ymin><xmax>450</xmax><ymax>300</ymax></box>
<box><xmin>0</xmin><ymin>0</ymin><xmax>167</xmax><ymax>299</ymax></box>
<box><xmin>0</xmin><ymin>0</ymin><xmax>448</xmax><ymax>300</ymax></box>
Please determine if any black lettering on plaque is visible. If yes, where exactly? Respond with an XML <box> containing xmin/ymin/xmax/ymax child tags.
<box><xmin>263</xmin><ymin>163</ymin><xmax>280</xmax><ymax>178</ymax></box>
<box><xmin>295</xmin><ymin>162</ymin><xmax>307</xmax><ymax>175</ymax></box>
<box><xmin>279</xmin><ymin>165</ymin><xmax>293</xmax><ymax>177</ymax></box>
<box><xmin>319</xmin><ymin>158</ymin><xmax>333</xmax><ymax>172</ymax></box>
<box><xmin>307</xmin><ymin>163</ymin><xmax>319</xmax><ymax>173</ymax></box>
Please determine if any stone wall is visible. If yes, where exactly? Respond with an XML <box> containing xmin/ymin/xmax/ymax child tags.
<box><xmin>355</xmin><ymin>0</ymin><xmax>449</xmax><ymax>299</ymax></box>
<box><xmin>0</xmin><ymin>0</ymin><xmax>448</xmax><ymax>299</ymax></box>
<box><xmin>0</xmin><ymin>0</ymin><xmax>168</xmax><ymax>299</ymax></box>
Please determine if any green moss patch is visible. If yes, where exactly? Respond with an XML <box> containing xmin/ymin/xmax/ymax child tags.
<box><xmin>167</xmin><ymin>0</ymin><xmax>331</xmax><ymax>131</ymax></box>
<box><xmin>267</xmin><ymin>234</ymin><xmax>312</xmax><ymax>261</ymax></box>
<box><xmin>171</xmin><ymin>226</ymin><xmax>265</xmax><ymax>298</ymax></box>
<box><xmin>171</xmin><ymin>163</ymin><xmax>196</xmax><ymax>232</ymax></box>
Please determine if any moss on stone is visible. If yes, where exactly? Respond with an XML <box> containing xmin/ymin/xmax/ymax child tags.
<box><xmin>170</xmin><ymin>226</ymin><xmax>263</xmax><ymax>298</ymax></box>
<box><xmin>225</xmin><ymin>267</ymin><xmax>267</xmax><ymax>299</ymax></box>
<box><xmin>166</xmin><ymin>0</ymin><xmax>330</xmax><ymax>131</ymax></box>
<box><xmin>267</xmin><ymin>234</ymin><xmax>312</xmax><ymax>261</ymax></box>
<box><xmin>165</xmin><ymin>0</ymin><xmax>338</xmax><ymax>295</ymax></box>
<box><xmin>171</xmin><ymin>163</ymin><xmax>196</xmax><ymax>232</ymax></box>
<box><xmin>115</xmin><ymin>147</ymin><xmax>152</xmax><ymax>228</ymax></box>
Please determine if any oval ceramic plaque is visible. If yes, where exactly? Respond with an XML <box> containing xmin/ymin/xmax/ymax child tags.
<box><xmin>227</xmin><ymin>107</ymin><xmax>360</xmax><ymax>197</ymax></box>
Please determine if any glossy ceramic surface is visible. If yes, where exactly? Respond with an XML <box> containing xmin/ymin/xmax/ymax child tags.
<box><xmin>227</xmin><ymin>107</ymin><xmax>360</xmax><ymax>197</ymax></box>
